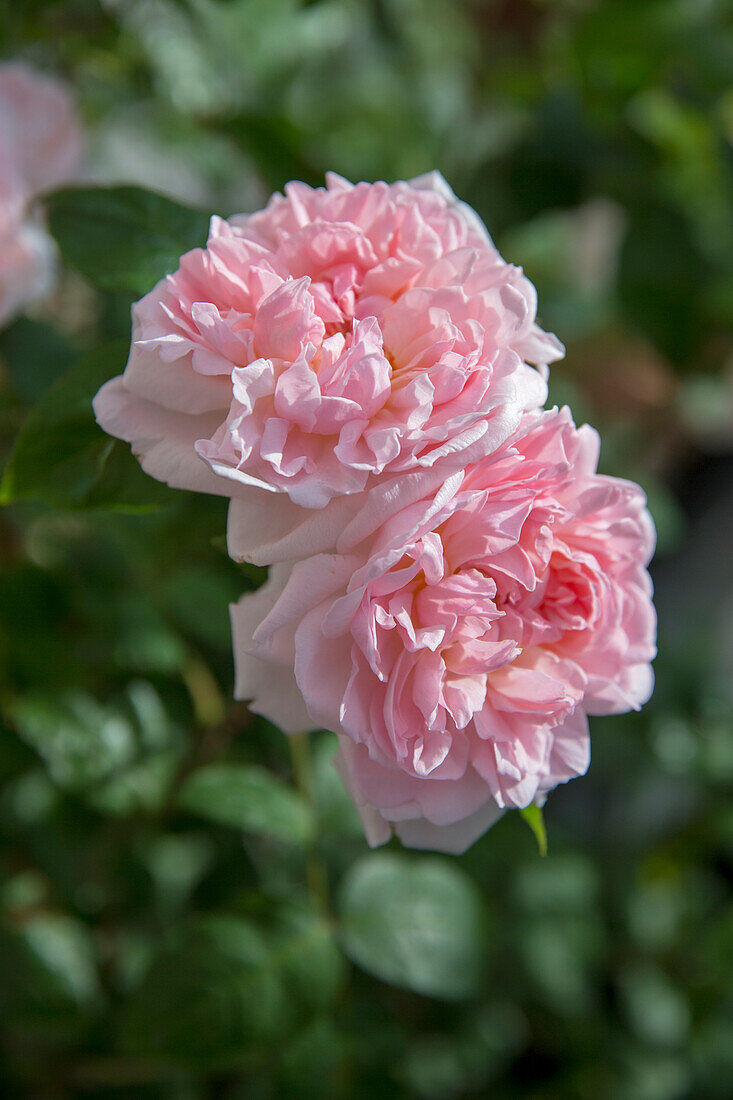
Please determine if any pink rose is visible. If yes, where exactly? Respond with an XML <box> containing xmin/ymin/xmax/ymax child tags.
<box><xmin>0</xmin><ymin>217</ymin><xmax>56</xmax><ymax>327</ymax></box>
<box><xmin>231</xmin><ymin>407</ymin><xmax>656</xmax><ymax>853</ymax></box>
<box><xmin>0</xmin><ymin>62</ymin><xmax>82</xmax><ymax>325</ymax></box>
<box><xmin>94</xmin><ymin>174</ymin><xmax>563</xmax><ymax>562</ymax></box>
<box><xmin>0</xmin><ymin>62</ymin><xmax>82</xmax><ymax>197</ymax></box>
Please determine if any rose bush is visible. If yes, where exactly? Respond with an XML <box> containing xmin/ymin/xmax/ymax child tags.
<box><xmin>92</xmin><ymin>172</ymin><xmax>655</xmax><ymax>853</ymax></box>
<box><xmin>231</xmin><ymin>407</ymin><xmax>656</xmax><ymax>852</ymax></box>
<box><xmin>94</xmin><ymin>173</ymin><xmax>563</xmax><ymax>561</ymax></box>
<box><xmin>0</xmin><ymin>62</ymin><xmax>82</xmax><ymax>325</ymax></box>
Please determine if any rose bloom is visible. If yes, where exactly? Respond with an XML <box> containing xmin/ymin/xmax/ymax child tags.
<box><xmin>231</xmin><ymin>407</ymin><xmax>656</xmax><ymax>853</ymax></box>
<box><xmin>0</xmin><ymin>211</ymin><xmax>57</xmax><ymax>327</ymax></box>
<box><xmin>94</xmin><ymin>173</ymin><xmax>563</xmax><ymax>562</ymax></box>
<box><xmin>0</xmin><ymin>62</ymin><xmax>82</xmax><ymax>326</ymax></box>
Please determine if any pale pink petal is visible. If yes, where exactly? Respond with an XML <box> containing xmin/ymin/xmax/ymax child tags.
<box><xmin>394</xmin><ymin>800</ymin><xmax>504</xmax><ymax>854</ymax></box>
<box><xmin>93</xmin><ymin>377</ymin><xmax>228</xmax><ymax>495</ymax></box>
<box><xmin>226</xmin><ymin>491</ymin><xmax>363</xmax><ymax>566</ymax></box>
<box><xmin>230</xmin><ymin>570</ymin><xmax>314</xmax><ymax>733</ymax></box>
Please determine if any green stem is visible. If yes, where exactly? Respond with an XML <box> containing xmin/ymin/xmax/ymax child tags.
<box><xmin>289</xmin><ymin>732</ymin><xmax>331</xmax><ymax>917</ymax></box>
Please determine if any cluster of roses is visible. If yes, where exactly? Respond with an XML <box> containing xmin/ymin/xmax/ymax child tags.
<box><xmin>96</xmin><ymin>173</ymin><xmax>656</xmax><ymax>852</ymax></box>
<box><xmin>0</xmin><ymin>63</ymin><xmax>82</xmax><ymax>326</ymax></box>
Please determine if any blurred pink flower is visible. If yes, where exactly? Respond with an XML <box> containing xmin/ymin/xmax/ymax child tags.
<box><xmin>95</xmin><ymin>173</ymin><xmax>563</xmax><ymax>560</ymax></box>
<box><xmin>0</xmin><ymin>218</ymin><xmax>56</xmax><ymax>327</ymax></box>
<box><xmin>231</xmin><ymin>407</ymin><xmax>656</xmax><ymax>853</ymax></box>
<box><xmin>0</xmin><ymin>62</ymin><xmax>82</xmax><ymax>325</ymax></box>
<box><xmin>0</xmin><ymin>62</ymin><xmax>82</xmax><ymax>197</ymax></box>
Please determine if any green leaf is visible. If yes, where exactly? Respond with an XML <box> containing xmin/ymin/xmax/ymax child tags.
<box><xmin>122</xmin><ymin>915</ymin><xmax>287</xmax><ymax>1068</ymax></box>
<box><xmin>520</xmin><ymin>804</ymin><xmax>548</xmax><ymax>857</ymax></box>
<box><xmin>0</xmin><ymin>342</ymin><xmax>170</xmax><ymax>510</ymax></box>
<box><xmin>221</xmin><ymin>112</ymin><xmax>321</xmax><ymax>191</ymax></box>
<box><xmin>162</xmin><ymin>566</ymin><xmax>243</xmax><ymax>651</ymax></box>
<box><xmin>80</xmin><ymin>437</ymin><xmax>174</xmax><ymax>511</ymax></box>
<box><xmin>311</xmin><ymin>731</ymin><xmax>363</xmax><ymax>838</ymax></box>
<box><xmin>0</xmin><ymin>317</ymin><xmax>76</xmax><ymax>404</ymax></box>
<box><xmin>400</xmin><ymin>1004</ymin><xmax>526</xmax><ymax>1099</ymax></box>
<box><xmin>9</xmin><ymin>691</ymin><xmax>137</xmax><ymax>791</ymax></box>
<box><xmin>0</xmin><ymin>914</ymin><xmax>100</xmax><ymax>1032</ymax></box>
<box><xmin>94</xmin><ymin>592</ymin><xmax>187</xmax><ymax>672</ymax></box>
<box><xmin>617</xmin><ymin>962</ymin><xmax>690</xmax><ymax>1048</ymax></box>
<box><xmin>136</xmin><ymin>834</ymin><xmax>215</xmax><ymax>916</ymax></box>
<box><xmin>47</xmin><ymin>185</ymin><xmax>210</xmax><ymax>296</ymax></box>
<box><xmin>178</xmin><ymin>764</ymin><xmax>315</xmax><ymax>844</ymax></box>
<box><xmin>86</xmin><ymin>751</ymin><xmax>180</xmax><ymax>817</ymax></box>
<box><xmin>279</xmin><ymin>1018</ymin><xmax>342</xmax><ymax>1100</ymax></box>
<box><xmin>618</xmin><ymin>202</ymin><xmax>703</xmax><ymax>363</ymax></box>
<box><xmin>338</xmin><ymin>852</ymin><xmax>487</xmax><ymax>1001</ymax></box>
<box><xmin>1</xmin><ymin>343</ymin><xmax>122</xmax><ymax>506</ymax></box>
<box><xmin>8</xmin><ymin>682</ymin><xmax>180</xmax><ymax>803</ymax></box>
<box><xmin>270</xmin><ymin>902</ymin><xmax>345</xmax><ymax>1014</ymax></box>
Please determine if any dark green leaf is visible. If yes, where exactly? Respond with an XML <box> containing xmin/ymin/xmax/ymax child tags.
<box><xmin>618</xmin><ymin>203</ymin><xmax>704</xmax><ymax>363</ymax></box>
<box><xmin>0</xmin><ymin>343</ymin><xmax>122</xmax><ymax>507</ymax></box>
<box><xmin>178</xmin><ymin>764</ymin><xmax>315</xmax><ymax>844</ymax></box>
<box><xmin>400</xmin><ymin>1004</ymin><xmax>527</xmax><ymax>1099</ymax></box>
<box><xmin>0</xmin><ymin>318</ymin><xmax>76</xmax><ymax>404</ymax></box>
<box><xmin>9</xmin><ymin>691</ymin><xmax>137</xmax><ymax>790</ymax></box>
<box><xmin>47</xmin><ymin>185</ymin><xmax>210</xmax><ymax>296</ymax></box>
<box><xmin>338</xmin><ymin>852</ymin><xmax>487</xmax><ymax>1000</ymax></box>
<box><xmin>87</xmin><ymin>751</ymin><xmax>179</xmax><ymax>816</ymax></box>
<box><xmin>279</xmin><ymin>1018</ymin><xmax>342</xmax><ymax>1099</ymax></box>
<box><xmin>162</xmin><ymin>567</ymin><xmax>243</xmax><ymax>651</ymax></box>
<box><xmin>220</xmin><ymin>112</ymin><xmax>320</xmax><ymax>191</ymax></box>
<box><xmin>136</xmin><ymin>833</ymin><xmax>215</xmax><ymax>916</ymax></box>
<box><xmin>271</xmin><ymin>902</ymin><xmax>345</xmax><ymax>1013</ymax></box>
<box><xmin>80</xmin><ymin>438</ymin><xmax>174</xmax><ymax>511</ymax></box>
<box><xmin>122</xmin><ymin>915</ymin><xmax>287</xmax><ymax>1068</ymax></box>
<box><xmin>617</xmin><ymin>963</ymin><xmax>690</xmax><ymax>1048</ymax></box>
<box><xmin>1</xmin><ymin>342</ymin><xmax>170</xmax><ymax>510</ymax></box>
<box><xmin>0</xmin><ymin>914</ymin><xmax>100</xmax><ymax>1032</ymax></box>
<box><xmin>311</xmin><ymin>731</ymin><xmax>362</xmax><ymax>838</ymax></box>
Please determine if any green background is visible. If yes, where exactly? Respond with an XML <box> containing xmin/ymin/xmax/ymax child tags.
<box><xmin>1</xmin><ymin>2</ymin><xmax>732</xmax><ymax>1097</ymax></box>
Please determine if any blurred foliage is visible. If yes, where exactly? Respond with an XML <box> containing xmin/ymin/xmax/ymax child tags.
<box><xmin>46</xmin><ymin>187</ymin><xmax>211</xmax><ymax>296</ymax></box>
<box><xmin>1</xmin><ymin>0</ymin><xmax>732</xmax><ymax>1097</ymax></box>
